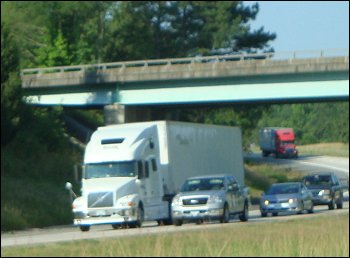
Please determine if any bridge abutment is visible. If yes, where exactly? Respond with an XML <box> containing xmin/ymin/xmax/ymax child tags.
<box><xmin>104</xmin><ymin>104</ymin><xmax>153</xmax><ymax>125</ymax></box>
<box><xmin>103</xmin><ymin>104</ymin><xmax>182</xmax><ymax>125</ymax></box>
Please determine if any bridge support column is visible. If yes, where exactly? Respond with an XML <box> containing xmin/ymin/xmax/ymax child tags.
<box><xmin>104</xmin><ymin>104</ymin><xmax>153</xmax><ymax>125</ymax></box>
<box><xmin>104</xmin><ymin>104</ymin><xmax>126</xmax><ymax>125</ymax></box>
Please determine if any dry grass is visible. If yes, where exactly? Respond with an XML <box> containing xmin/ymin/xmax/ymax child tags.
<box><xmin>297</xmin><ymin>142</ymin><xmax>349</xmax><ymax>157</ymax></box>
<box><xmin>2</xmin><ymin>213</ymin><xmax>348</xmax><ymax>257</ymax></box>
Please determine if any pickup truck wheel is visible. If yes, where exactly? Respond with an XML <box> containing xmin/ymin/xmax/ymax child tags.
<box><xmin>336</xmin><ymin>199</ymin><xmax>343</xmax><ymax>209</ymax></box>
<box><xmin>328</xmin><ymin>198</ymin><xmax>335</xmax><ymax>210</ymax></box>
<box><xmin>80</xmin><ymin>225</ymin><xmax>90</xmax><ymax>232</ymax></box>
<box><xmin>239</xmin><ymin>202</ymin><xmax>249</xmax><ymax>222</ymax></box>
<box><xmin>173</xmin><ymin>219</ymin><xmax>183</xmax><ymax>226</ymax></box>
<box><xmin>307</xmin><ymin>202</ymin><xmax>314</xmax><ymax>213</ymax></box>
<box><xmin>220</xmin><ymin>204</ymin><xmax>229</xmax><ymax>223</ymax></box>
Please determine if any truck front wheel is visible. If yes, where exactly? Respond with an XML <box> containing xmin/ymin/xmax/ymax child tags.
<box><xmin>239</xmin><ymin>202</ymin><xmax>249</xmax><ymax>222</ymax></box>
<box><xmin>80</xmin><ymin>225</ymin><xmax>90</xmax><ymax>232</ymax></box>
<box><xmin>220</xmin><ymin>204</ymin><xmax>230</xmax><ymax>223</ymax></box>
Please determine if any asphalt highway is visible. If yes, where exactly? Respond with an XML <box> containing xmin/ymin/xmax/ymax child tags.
<box><xmin>1</xmin><ymin>154</ymin><xmax>349</xmax><ymax>248</ymax></box>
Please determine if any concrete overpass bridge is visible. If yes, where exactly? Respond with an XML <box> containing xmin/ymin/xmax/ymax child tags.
<box><xmin>21</xmin><ymin>49</ymin><xmax>349</xmax><ymax>123</ymax></box>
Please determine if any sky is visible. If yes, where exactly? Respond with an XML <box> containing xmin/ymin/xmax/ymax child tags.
<box><xmin>244</xmin><ymin>1</ymin><xmax>349</xmax><ymax>52</ymax></box>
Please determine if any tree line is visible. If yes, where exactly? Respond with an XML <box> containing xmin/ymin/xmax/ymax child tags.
<box><xmin>1</xmin><ymin>1</ymin><xmax>348</xmax><ymax>148</ymax></box>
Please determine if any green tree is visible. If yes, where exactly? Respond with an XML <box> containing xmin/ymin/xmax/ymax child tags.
<box><xmin>1</xmin><ymin>22</ymin><xmax>22</xmax><ymax>145</ymax></box>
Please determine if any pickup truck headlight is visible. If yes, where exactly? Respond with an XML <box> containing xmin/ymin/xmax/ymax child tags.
<box><xmin>208</xmin><ymin>195</ymin><xmax>224</xmax><ymax>204</ymax></box>
<box><xmin>171</xmin><ymin>195</ymin><xmax>182</xmax><ymax>206</ymax></box>
<box><xmin>318</xmin><ymin>189</ymin><xmax>330</xmax><ymax>196</ymax></box>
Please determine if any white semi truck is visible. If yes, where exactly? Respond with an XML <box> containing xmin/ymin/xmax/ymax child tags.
<box><xmin>66</xmin><ymin>121</ymin><xmax>245</xmax><ymax>231</ymax></box>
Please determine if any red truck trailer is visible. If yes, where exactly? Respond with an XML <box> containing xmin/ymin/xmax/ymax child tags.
<box><xmin>259</xmin><ymin>127</ymin><xmax>298</xmax><ymax>159</ymax></box>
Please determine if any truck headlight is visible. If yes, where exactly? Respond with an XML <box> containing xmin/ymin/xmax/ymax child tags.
<box><xmin>72</xmin><ymin>197</ymin><xmax>85</xmax><ymax>211</ymax></box>
<box><xmin>172</xmin><ymin>195</ymin><xmax>182</xmax><ymax>206</ymax></box>
<box><xmin>318</xmin><ymin>189</ymin><xmax>330</xmax><ymax>196</ymax></box>
<box><xmin>208</xmin><ymin>195</ymin><xmax>224</xmax><ymax>204</ymax></box>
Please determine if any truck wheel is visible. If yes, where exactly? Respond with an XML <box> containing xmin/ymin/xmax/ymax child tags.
<box><xmin>112</xmin><ymin>224</ymin><xmax>120</xmax><ymax>229</ymax></box>
<box><xmin>173</xmin><ymin>219</ymin><xmax>183</xmax><ymax>226</ymax></box>
<box><xmin>328</xmin><ymin>198</ymin><xmax>335</xmax><ymax>210</ymax></box>
<box><xmin>220</xmin><ymin>204</ymin><xmax>230</xmax><ymax>223</ymax></box>
<box><xmin>129</xmin><ymin>205</ymin><xmax>144</xmax><ymax>228</ymax></box>
<box><xmin>239</xmin><ymin>202</ymin><xmax>249</xmax><ymax>222</ymax></box>
<box><xmin>336</xmin><ymin>199</ymin><xmax>343</xmax><ymax>209</ymax></box>
<box><xmin>135</xmin><ymin>205</ymin><xmax>144</xmax><ymax>227</ymax></box>
<box><xmin>80</xmin><ymin>225</ymin><xmax>90</xmax><ymax>232</ymax></box>
<box><xmin>307</xmin><ymin>202</ymin><xmax>314</xmax><ymax>213</ymax></box>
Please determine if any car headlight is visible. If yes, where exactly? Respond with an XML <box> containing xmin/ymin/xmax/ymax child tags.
<box><xmin>318</xmin><ymin>189</ymin><xmax>330</xmax><ymax>196</ymax></box>
<box><xmin>208</xmin><ymin>195</ymin><xmax>224</xmax><ymax>204</ymax></box>
<box><xmin>288</xmin><ymin>198</ymin><xmax>294</xmax><ymax>204</ymax></box>
<box><xmin>264</xmin><ymin>200</ymin><xmax>269</xmax><ymax>205</ymax></box>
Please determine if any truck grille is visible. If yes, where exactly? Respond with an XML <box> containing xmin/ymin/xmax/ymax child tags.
<box><xmin>182</xmin><ymin>197</ymin><xmax>208</xmax><ymax>206</ymax></box>
<box><xmin>88</xmin><ymin>192</ymin><xmax>114</xmax><ymax>208</ymax></box>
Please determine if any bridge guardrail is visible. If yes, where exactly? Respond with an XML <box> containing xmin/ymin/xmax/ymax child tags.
<box><xmin>21</xmin><ymin>48</ymin><xmax>348</xmax><ymax>76</ymax></box>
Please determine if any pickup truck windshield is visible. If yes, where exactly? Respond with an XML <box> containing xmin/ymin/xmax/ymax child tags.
<box><xmin>181</xmin><ymin>178</ymin><xmax>224</xmax><ymax>192</ymax></box>
<box><xmin>85</xmin><ymin>161</ymin><xmax>136</xmax><ymax>179</ymax></box>
<box><xmin>303</xmin><ymin>175</ymin><xmax>332</xmax><ymax>186</ymax></box>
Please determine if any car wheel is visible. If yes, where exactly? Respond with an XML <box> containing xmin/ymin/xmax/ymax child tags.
<box><xmin>239</xmin><ymin>202</ymin><xmax>249</xmax><ymax>222</ymax></box>
<box><xmin>307</xmin><ymin>202</ymin><xmax>314</xmax><ymax>213</ymax></box>
<box><xmin>220</xmin><ymin>204</ymin><xmax>230</xmax><ymax>223</ymax></box>
<box><xmin>261</xmin><ymin>211</ymin><xmax>267</xmax><ymax>217</ymax></box>
<box><xmin>272</xmin><ymin>212</ymin><xmax>278</xmax><ymax>216</ymax></box>
<box><xmin>297</xmin><ymin>201</ymin><xmax>304</xmax><ymax>214</ymax></box>
<box><xmin>195</xmin><ymin>219</ymin><xmax>204</xmax><ymax>225</ymax></box>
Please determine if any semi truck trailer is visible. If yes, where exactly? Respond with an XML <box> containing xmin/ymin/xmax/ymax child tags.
<box><xmin>259</xmin><ymin>127</ymin><xmax>298</xmax><ymax>159</ymax></box>
<box><xmin>66</xmin><ymin>121</ymin><xmax>245</xmax><ymax>231</ymax></box>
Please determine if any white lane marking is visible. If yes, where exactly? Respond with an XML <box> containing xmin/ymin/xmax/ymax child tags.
<box><xmin>297</xmin><ymin>160</ymin><xmax>349</xmax><ymax>173</ymax></box>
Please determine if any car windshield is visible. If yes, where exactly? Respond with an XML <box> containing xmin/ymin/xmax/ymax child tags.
<box><xmin>267</xmin><ymin>184</ymin><xmax>299</xmax><ymax>195</ymax></box>
<box><xmin>181</xmin><ymin>178</ymin><xmax>225</xmax><ymax>192</ymax></box>
<box><xmin>303</xmin><ymin>175</ymin><xmax>332</xmax><ymax>186</ymax></box>
<box><xmin>85</xmin><ymin>161</ymin><xmax>136</xmax><ymax>179</ymax></box>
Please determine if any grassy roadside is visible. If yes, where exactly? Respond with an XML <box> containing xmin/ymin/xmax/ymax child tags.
<box><xmin>250</xmin><ymin>142</ymin><xmax>349</xmax><ymax>158</ymax></box>
<box><xmin>297</xmin><ymin>142</ymin><xmax>349</xmax><ymax>157</ymax></box>
<box><xmin>2</xmin><ymin>213</ymin><xmax>348</xmax><ymax>257</ymax></box>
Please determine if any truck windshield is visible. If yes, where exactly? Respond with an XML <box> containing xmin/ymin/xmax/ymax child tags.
<box><xmin>181</xmin><ymin>178</ymin><xmax>224</xmax><ymax>192</ymax></box>
<box><xmin>303</xmin><ymin>175</ymin><xmax>332</xmax><ymax>187</ymax></box>
<box><xmin>280</xmin><ymin>141</ymin><xmax>294</xmax><ymax>146</ymax></box>
<box><xmin>85</xmin><ymin>161</ymin><xmax>136</xmax><ymax>179</ymax></box>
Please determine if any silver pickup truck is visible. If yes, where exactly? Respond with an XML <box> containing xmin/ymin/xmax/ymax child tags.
<box><xmin>171</xmin><ymin>174</ymin><xmax>250</xmax><ymax>226</ymax></box>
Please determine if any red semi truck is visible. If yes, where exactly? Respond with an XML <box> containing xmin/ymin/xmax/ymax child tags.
<box><xmin>259</xmin><ymin>127</ymin><xmax>298</xmax><ymax>159</ymax></box>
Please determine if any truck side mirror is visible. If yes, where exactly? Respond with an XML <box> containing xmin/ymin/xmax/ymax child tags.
<box><xmin>65</xmin><ymin>182</ymin><xmax>73</xmax><ymax>190</ymax></box>
<box><xmin>65</xmin><ymin>182</ymin><xmax>77</xmax><ymax>202</ymax></box>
